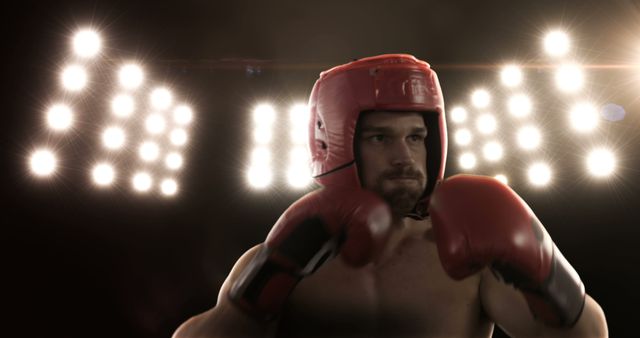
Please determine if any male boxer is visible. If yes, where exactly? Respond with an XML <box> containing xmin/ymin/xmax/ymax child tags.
<box><xmin>174</xmin><ymin>54</ymin><xmax>607</xmax><ymax>337</ymax></box>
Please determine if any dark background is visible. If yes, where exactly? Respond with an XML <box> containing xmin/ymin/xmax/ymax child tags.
<box><xmin>2</xmin><ymin>0</ymin><xmax>639</xmax><ymax>337</ymax></box>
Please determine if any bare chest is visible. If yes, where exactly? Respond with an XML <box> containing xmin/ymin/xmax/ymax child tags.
<box><xmin>277</xmin><ymin>237</ymin><xmax>493</xmax><ymax>338</ymax></box>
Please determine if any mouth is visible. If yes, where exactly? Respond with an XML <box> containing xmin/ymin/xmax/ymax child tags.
<box><xmin>386</xmin><ymin>176</ymin><xmax>419</xmax><ymax>182</ymax></box>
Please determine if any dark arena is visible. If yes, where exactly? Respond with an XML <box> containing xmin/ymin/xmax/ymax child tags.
<box><xmin>3</xmin><ymin>1</ymin><xmax>640</xmax><ymax>337</ymax></box>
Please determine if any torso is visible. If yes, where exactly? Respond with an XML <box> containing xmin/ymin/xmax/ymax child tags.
<box><xmin>276</xmin><ymin>224</ymin><xmax>494</xmax><ymax>338</ymax></box>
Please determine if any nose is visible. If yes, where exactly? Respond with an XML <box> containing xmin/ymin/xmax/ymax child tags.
<box><xmin>390</xmin><ymin>139</ymin><xmax>416</xmax><ymax>166</ymax></box>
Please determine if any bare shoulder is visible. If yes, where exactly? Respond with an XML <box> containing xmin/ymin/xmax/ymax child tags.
<box><xmin>173</xmin><ymin>243</ymin><xmax>272</xmax><ymax>338</ymax></box>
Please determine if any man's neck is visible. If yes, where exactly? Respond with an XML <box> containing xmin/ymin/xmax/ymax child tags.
<box><xmin>372</xmin><ymin>216</ymin><xmax>432</xmax><ymax>267</ymax></box>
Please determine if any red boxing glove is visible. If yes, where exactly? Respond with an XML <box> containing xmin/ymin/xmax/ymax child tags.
<box><xmin>229</xmin><ymin>187</ymin><xmax>391</xmax><ymax>321</ymax></box>
<box><xmin>428</xmin><ymin>174</ymin><xmax>585</xmax><ymax>327</ymax></box>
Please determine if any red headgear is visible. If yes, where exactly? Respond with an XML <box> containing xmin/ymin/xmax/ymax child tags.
<box><xmin>307</xmin><ymin>54</ymin><xmax>447</xmax><ymax>214</ymax></box>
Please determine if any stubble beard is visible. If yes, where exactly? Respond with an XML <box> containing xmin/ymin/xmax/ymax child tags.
<box><xmin>372</xmin><ymin>167</ymin><xmax>426</xmax><ymax>219</ymax></box>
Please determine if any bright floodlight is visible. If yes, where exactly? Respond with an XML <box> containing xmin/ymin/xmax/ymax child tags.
<box><xmin>170</xmin><ymin>129</ymin><xmax>188</xmax><ymax>146</ymax></box>
<box><xmin>46</xmin><ymin>104</ymin><xmax>73</xmax><ymax>131</ymax></box>
<box><xmin>289</xmin><ymin>146</ymin><xmax>309</xmax><ymax>163</ymax></box>
<box><xmin>92</xmin><ymin>163</ymin><xmax>115</xmax><ymax>186</ymax></box>
<box><xmin>251</xmin><ymin>147</ymin><xmax>271</xmax><ymax>165</ymax></box>
<box><xmin>555</xmin><ymin>64</ymin><xmax>584</xmax><ymax>93</ymax></box>
<box><xmin>471</xmin><ymin>89</ymin><xmax>491</xmax><ymax>108</ymax></box>
<box><xmin>160</xmin><ymin>178</ymin><xmax>178</xmax><ymax>196</ymax></box>
<box><xmin>165</xmin><ymin>152</ymin><xmax>183</xmax><ymax>170</ymax></box>
<box><xmin>118</xmin><ymin>64</ymin><xmax>144</xmax><ymax>89</ymax></box>
<box><xmin>500</xmin><ymin>65</ymin><xmax>523</xmax><ymax>87</ymax></box>
<box><xmin>29</xmin><ymin>149</ymin><xmax>57</xmax><ymax>177</ymax></box>
<box><xmin>494</xmin><ymin>174</ymin><xmax>509</xmax><ymax>185</ymax></box>
<box><xmin>450</xmin><ymin>106</ymin><xmax>468</xmax><ymax>124</ymax></box>
<box><xmin>454</xmin><ymin>128</ymin><xmax>472</xmax><ymax>146</ymax></box>
<box><xmin>483</xmin><ymin>141</ymin><xmax>504</xmax><ymax>162</ymax></box>
<box><xmin>111</xmin><ymin>94</ymin><xmax>135</xmax><ymax>118</ymax></box>
<box><xmin>289</xmin><ymin>103</ymin><xmax>309</xmax><ymax>144</ymax></box>
<box><xmin>150</xmin><ymin>87</ymin><xmax>173</xmax><ymax>110</ymax></box>
<box><xmin>544</xmin><ymin>30</ymin><xmax>570</xmax><ymax>57</ymax></box>
<box><xmin>102</xmin><ymin>126</ymin><xmax>126</xmax><ymax>150</ymax></box>
<box><xmin>145</xmin><ymin>114</ymin><xmax>167</xmax><ymax>134</ymax></box>
<box><xmin>476</xmin><ymin>113</ymin><xmax>497</xmax><ymax>135</ymax></box>
<box><xmin>173</xmin><ymin>105</ymin><xmax>193</xmax><ymax>125</ymax></box>
<box><xmin>289</xmin><ymin>103</ymin><xmax>309</xmax><ymax>126</ymax></box>
<box><xmin>247</xmin><ymin>166</ymin><xmax>272</xmax><ymax>189</ymax></box>
<box><xmin>287</xmin><ymin>166</ymin><xmax>312</xmax><ymax>188</ymax></box>
<box><xmin>253</xmin><ymin>127</ymin><xmax>273</xmax><ymax>144</ymax></box>
<box><xmin>253</xmin><ymin>103</ymin><xmax>276</xmax><ymax>125</ymax></box>
<box><xmin>517</xmin><ymin>125</ymin><xmax>542</xmax><ymax>150</ymax></box>
<box><xmin>132</xmin><ymin>172</ymin><xmax>153</xmax><ymax>192</ymax></box>
<box><xmin>587</xmin><ymin>148</ymin><xmax>616</xmax><ymax>177</ymax></box>
<box><xmin>61</xmin><ymin>65</ymin><xmax>88</xmax><ymax>91</ymax></box>
<box><xmin>508</xmin><ymin>94</ymin><xmax>532</xmax><ymax>118</ymax></box>
<box><xmin>287</xmin><ymin>146</ymin><xmax>312</xmax><ymax>188</ymax></box>
<box><xmin>139</xmin><ymin>141</ymin><xmax>160</xmax><ymax>162</ymax></box>
<box><xmin>72</xmin><ymin>29</ymin><xmax>101</xmax><ymax>58</ymax></box>
<box><xmin>528</xmin><ymin>162</ymin><xmax>552</xmax><ymax>187</ymax></box>
<box><xmin>459</xmin><ymin>152</ymin><xmax>477</xmax><ymax>169</ymax></box>
<box><xmin>570</xmin><ymin>102</ymin><xmax>599</xmax><ymax>132</ymax></box>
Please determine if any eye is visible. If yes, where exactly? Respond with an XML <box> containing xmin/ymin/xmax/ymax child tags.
<box><xmin>368</xmin><ymin>135</ymin><xmax>386</xmax><ymax>143</ymax></box>
<box><xmin>408</xmin><ymin>134</ymin><xmax>426</xmax><ymax>142</ymax></box>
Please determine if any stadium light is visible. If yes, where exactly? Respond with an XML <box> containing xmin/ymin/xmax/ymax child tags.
<box><xmin>150</xmin><ymin>87</ymin><xmax>173</xmax><ymax>110</ymax></box>
<box><xmin>160</xmin><ymin>178</ymin><xmax>178</xmax><ymax>196</ymax></box>
<box><xmin>91</xmin><ymin>163</ymin><xmax>115</xmax><ymax>186</ymax></box>
<box><xmin>247</xmin><ymin>166</ymin><xmax>272</xmax><ymax>189</ymax></box>
<box><xmin>450</xmin><ymin>106</ymin><xmax>468</xmax><ymax>124</ymax></box>
<box><xmin>253</xmin><ymin>103</ymin><xmax>276</xmax><ymax>125</ymax></box>
<box><xmin>544</xmin><ymin>30</ymin><xmax>570</xmax><ymax>57</ymax></box>
<box><xmin>72</xmin><ymin>29</ymin><xmax>101</xmax><ymax>58</ymax></box>
<box><xmin>118</xmin><ymin>64</ymin><xmax>144</xmax><ymax>89</ymax></box>
<box><xmin>139</xmin><ymin>141</ymin><xmax>160</xmax><ymax>162</ymax></box>
<box><xmin>29</xmin><ymin>149</ymin><xmax>57</xmax><ymax>177</ymax></box>
<box><xmin>454</xmin><ymin>128</ymin><xmax>472</xmax><ymax>146</ymax></box>
<box><xmin>459</xmin><ymin>152</ymin><xmax>477</xmax><ymax>169</ymax></box>
<box><xmin>528</xmin><ymin>162</ymin><xmax>552</xmax><ymax>187</ymax></box>
<box><xmin>132</xmin><ymin>172</ymin><xmax>153</xmax><ymax>192</ymax></box>
<box><xmin>173</xmin><ymin>105</ymin><xmax>193</xmax><ymax>125</ymax></box>
<box><xmin>170</xmin><ymin>128</ymin><xmax>188</xmax><ymax>146</ymax></box>
<box><xmin>587</xmin><ymin>148</ymin><xmax>616</xmax><ymax>177</ymax></box>
<box><xmin>471</xmin><ymin>89</ymin><xmax>491</xmax><ymax>108</ymax></box>
<box><xmin>102</xmin><ymin>126</ymin><xmax>126</xmax><ymax>150</ymax></box>
<box><xmin>165</xmin><ymin>152</ymin><xmax>183</xmax><ymax>170</ymax></box>
<box><xmin>287</xmin><ymin>146</ymin><xmax>311</xmax><ymax>188</ymax></box>
<box><xmin>111</xmin><ymin>94</ymin><xmax>135</xmax><ymax>118</ymax></box>
<box><xmin>517</xmin><ymin>125</ymin><xmax>542</xmax><ymax>150</ymax></box>
<box><xmin>476</xmin><ymin>113</ymin><xmax>498</xmax><ymax>135</ymax></box>
<box><xmin>555</xmin><ymin>63</ymin><xmax>584</xmax><ymax>93</ymax></box>
<box><xmin>145</xmin><ymin>113</ymin><xmax>167</xmax><ymax>134</ymax></box>
<box><xmin>570</xmin><ymin>102</ymin><xmax>599</xmax><ymax>132</ymax></box>
<box><xmin>483</xmin><ymin>141</ymin><xmax>504</xmax><ymax>162</ymax></box>
<box><xmin>289</xmin><ymin>103</ymin><xmax>309</xmax><ymax>144</ymax></box>
<box><xmin>46</xmin><ymin>104</ymin><xmax>73</xmax><ymax>131</ymax></box>
<box><xmin>61</xmin><ymin>65</ymin><xmax>88</xmax><ymax>91</ymax></box>
<box><xmin>500</xmin><ymin>64</ymin><xmax>523</xmax><ymax>87</ymax></box>
<box><xmin>507</xmin><ymin>94</ymin><xmax>532</xmax><ymax>118</ymax></box>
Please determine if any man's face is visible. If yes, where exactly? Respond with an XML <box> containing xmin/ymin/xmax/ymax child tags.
<box><xmin>356</xmin><ymin>111</ymin><xmax>428</xmax><ymax>218</ymax></box>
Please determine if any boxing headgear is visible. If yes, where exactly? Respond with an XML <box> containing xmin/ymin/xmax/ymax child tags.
<box><xmin>307</xmin><ymin>54</ymin><xmax>447</xmax><ymax>214</ymax></box>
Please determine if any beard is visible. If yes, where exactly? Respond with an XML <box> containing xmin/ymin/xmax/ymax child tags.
<box><xmin>370</xmin><ymin>166</ymin><xmax>426</xmax><ymax>218</ymax></box>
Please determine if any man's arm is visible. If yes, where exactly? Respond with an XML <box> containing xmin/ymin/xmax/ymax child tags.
<box><xmin>480</xmin><ymin>269</ymin><xmax>608</xmax><ymax>338</ymax></box>
<box><xmin>173</xmin><ymin>244</ymin><xmax>279</xmax><ymax>338</ymax></box>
